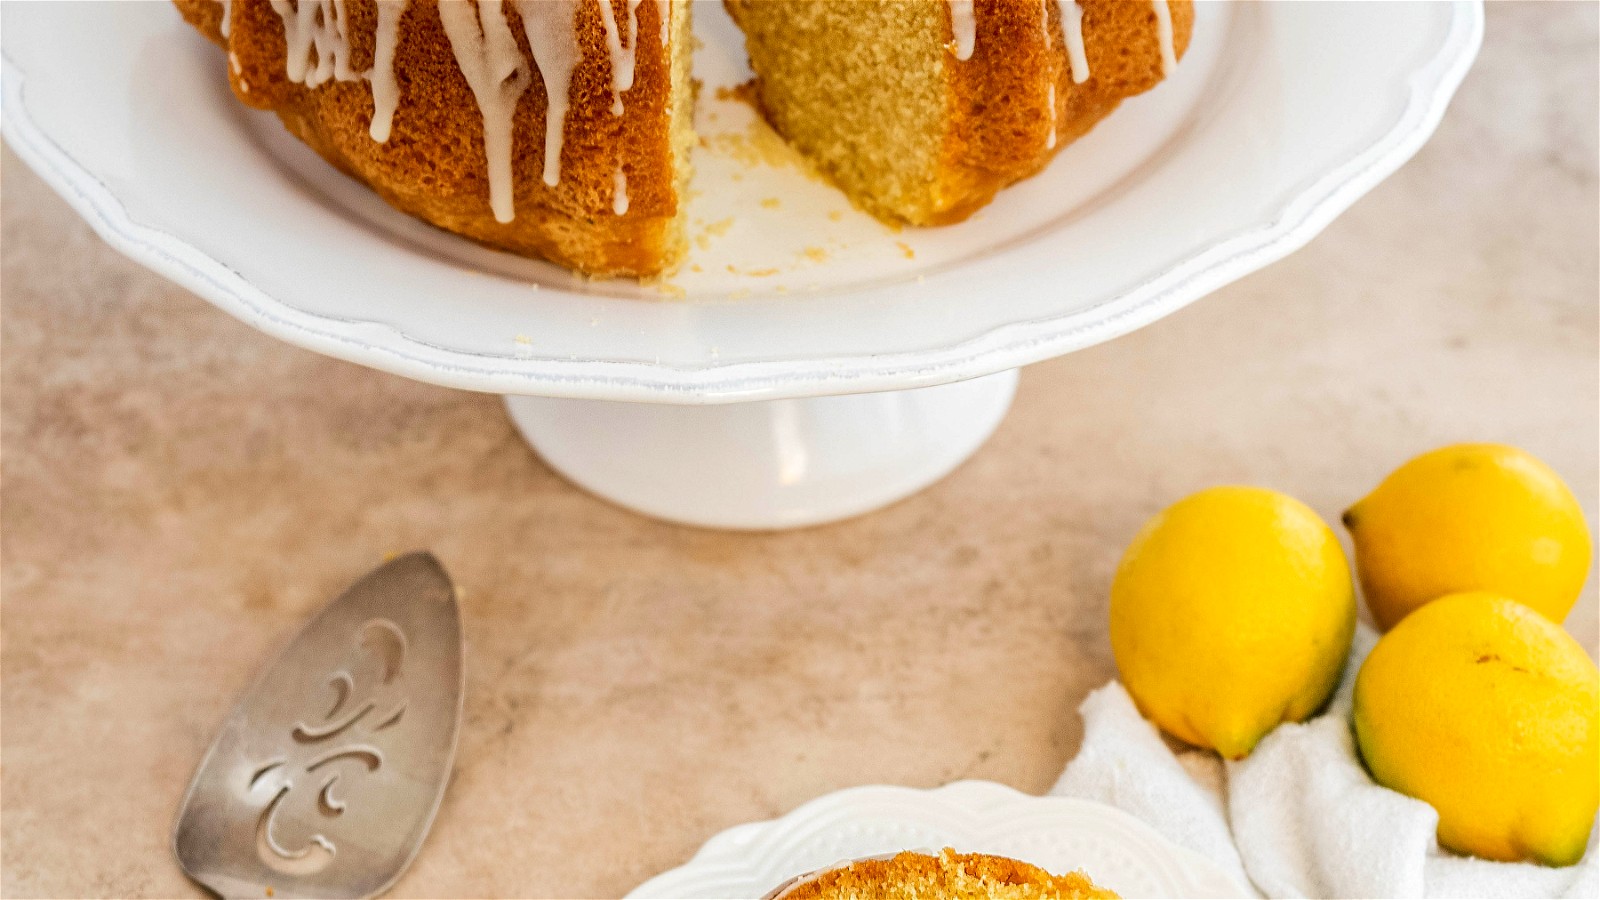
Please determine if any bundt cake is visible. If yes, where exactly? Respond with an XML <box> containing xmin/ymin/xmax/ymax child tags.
<box><xmin>174</xmin><ymin>0</ymin><xmax>696</xmax><ymax>277</ymax></box>
<box><xmin>724</xmin><ymin>0</ymin><xmax>1193</xmax><ymax>226</ymax></box>
<box><xmin>763</xmin><ymin>849</ymin><xmax>1119</xmax><ymax>900</ymax></box>
<box><xmin>174</xmin><ymin>0</ymin><xmax>1191</xmax><ymax>278</ymax></box>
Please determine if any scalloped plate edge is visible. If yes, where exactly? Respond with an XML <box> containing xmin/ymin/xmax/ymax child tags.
<box><xmin>628</xmin><ymin>781</ymin><xmax>1252</xmax><ymax>899</ymax></box>
<box><xmin>0</xmin><ymin>2</ymin><xmax>1482</xmax><ymax>403</ymax></box>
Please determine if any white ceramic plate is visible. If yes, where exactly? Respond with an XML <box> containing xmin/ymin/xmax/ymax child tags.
<box><xmin>628</xmin><ymin>781</ymin><xmax>1249</xmax><ymax>899</ymax></box>
<box><xmin>2</xmin><ymin>1</ymin><xmax>1480</xmax><ymax>403</ymax></box>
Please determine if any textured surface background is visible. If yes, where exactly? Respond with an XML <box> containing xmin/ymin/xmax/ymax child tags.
<box><xmin>3</xmin><ymin>4</ymin><xmax>1596</xmax><ymax>897</ymax></box>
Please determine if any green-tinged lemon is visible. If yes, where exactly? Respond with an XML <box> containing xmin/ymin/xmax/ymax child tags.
<box><xmin>1353</xmin><ymin>592</ymin><xmax>1599</xmax><ymax>865</ymax></box>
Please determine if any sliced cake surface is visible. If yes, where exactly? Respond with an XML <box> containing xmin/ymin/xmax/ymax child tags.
<box><xmin>176</xmin><ymin>0</ymin><xmax>1192</xmax><ymax>279</ymax></box>
<box><xmin>724</xmin><ymin>0</ymin><xmax>1195</xmax><ymax>226</ymax></box>
<box><xmin>174</xmin><ymin>0</ymin><xmax>695</xmax><ymax>277</ymax></box>
<box><xmin>767</xmin><ymin>849</ymin><xmax>1119</xmax><ymax>900</ymax></box>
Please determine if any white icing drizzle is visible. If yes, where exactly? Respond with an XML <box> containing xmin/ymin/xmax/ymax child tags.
<box><xmin>1045</xmin><ymin>83</ymin><xmax>1057</xmax><ymax>149</ymax></box>
<box><xmin>597</xmin><ymin>0</ymin><xmax>644</xmax><ymax>115</ymax></box>
<box><xmin>946</xmin><ymin>0</ymin><xmax>976</xmax><ymax>60</ymax></box>
<box><xmin>1038</xmin><ymin>2</ymin><xmax>1054</xmax><ymax>149</ymax></box>
<box><xmin>269</xmin><ymin>0</ymin><xmax>409</xmax><ymax>143</ymax></box>
<box><xmin>257</xmin><ymin>0</ymin><xmax>668</xmax><ymax>221</ymax></box>
<box><xmin>1058</xmin><ymin>0</ymin><xmax>1089</xmax><ymax>83</ymax></box>
<box><xmin>216</xmin><ymin>0</ymin><xmax>233</xmax><ymax>37</ymax></box>
<box><xmin>1040</xmin><ymin>0</ymin><xmax>1086</xmax><ymax>151</ymax></box>
<box><xmin>368</xmin><ymin>0</ymin><xmax>405</xmax><ymax>141</ymax></box>
<box><xmin>514</xmin><ymin>0</ymin><xmax>583</xmax><ymax>186</ymax></box>
<box><xmin>613</xmin><ymin>167</ymin><xmax>630</xmax><ymax>215</ymax></box>
<box><xmin>438</xmin><ymin>0</ymin><xmax>533</xmax><ymax>223</ymax></box>
<box><xmin>1152</xmin><ymin>0</ymin><xmax>1176</xmax><ymax>76</ymax></box>
<box><xmin>269</xmin><ymin>0</ymin><xmax>359</xmax><ymax>87</ymax></box>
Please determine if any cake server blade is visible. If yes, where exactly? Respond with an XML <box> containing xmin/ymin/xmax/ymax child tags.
<box><xmin>173</xmin><ymin>552</ymin><xmax>464</xmax><ymax>900</ymax></box>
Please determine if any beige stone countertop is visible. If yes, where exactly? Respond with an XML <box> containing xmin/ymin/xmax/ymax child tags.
<box><xmin>2</xmin><ymin>4</ymin><xmax>1596</xmax><ymax>897</ymax></box>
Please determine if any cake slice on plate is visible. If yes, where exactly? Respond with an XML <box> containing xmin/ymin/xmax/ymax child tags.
<box><xmin>765</xmin><ymin>849</ymin><xmax>1119</xmax><ymax>900</ymax></box>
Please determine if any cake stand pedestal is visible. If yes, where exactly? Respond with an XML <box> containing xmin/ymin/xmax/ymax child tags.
<box><xmin>504</xmin><ymin>369</ymin><xmax>1018</xmax><ymax>530</ymax></box>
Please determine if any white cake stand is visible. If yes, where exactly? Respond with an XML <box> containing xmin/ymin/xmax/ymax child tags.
<box><xmin>1</xmin><ymin>1</ymin><xmax>1481</xmax><ymax>529</ymax></box>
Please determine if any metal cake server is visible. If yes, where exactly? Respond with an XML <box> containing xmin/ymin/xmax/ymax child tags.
<box><xmin>174</xmin><ymin>553</ymin><xmax>464</xmax><ymax>900</ymax></box>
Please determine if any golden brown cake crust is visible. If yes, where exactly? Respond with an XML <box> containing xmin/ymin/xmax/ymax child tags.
<box><xmin>771</xmin><ymin>849</ymin><xmax>1119</xmax><ymax>900</ymax></box>
<box><xmin>935</xmin><ymin>0</ymin><xmax>1196</xmax><ymax>225</ymax></box>
<box><xmin>725</xmin><ymin>0</ymin><xmax>1194</xmax><ymax>227</ymax></box>
<box><xmin>175</xmin><ymin>0</ymin><xmax>689</xmax><ymax>277</ymax></box>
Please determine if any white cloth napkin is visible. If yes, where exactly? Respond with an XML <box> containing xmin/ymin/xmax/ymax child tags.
<box><xmin>1048</xmin><ymin>627</ymin><xmax>1600</xmax><ymax>899</ymax></box>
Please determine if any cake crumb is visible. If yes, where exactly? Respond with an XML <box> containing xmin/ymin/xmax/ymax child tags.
<box><xmin>714</xmin><ymin>80</ymin><xmax>760</xmax><ymax>106</ymax></box>
<box><xmin>828</xmin><ymin>210</ymin><xmax>845</xmax><ymax>222</ymax></box>
<box><xmin>760</xmin><ymin>197</ymin><xmax>781</xmax><ymax>209</ymax></box>
<box><xmin>703</xmin><ymin>117</ymin><xmax>822</xmax><ymax>180</ymax></box>
<box><xmin>802</xmin><ymin>246</ymin><xmax>829</xmax><ymax>263</ymax></box>
<box><xmin>896</xmin><ymin>241</ymin><xmax>916</xmax><ymax>259</ymax></box>
<box><xmin>694</xmin><ymin>219</ymin><xmax>733</xmax><ymax>252</ymax></box>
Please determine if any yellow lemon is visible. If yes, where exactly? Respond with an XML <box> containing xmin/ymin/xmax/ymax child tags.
<box><xmin>1110</xmin><ymin>486</ymin><xmax>1356</xmax><ymax>759</ymax></box>
<box><xmin>1343</xmin><ymin>443</ymin><xmax>1592</xmax><ymax>631</ymax></box>
<box><xmin>1353</xmin><ymin>592</ymin><xmax>1599</xmax><ymax>866</ymax></box>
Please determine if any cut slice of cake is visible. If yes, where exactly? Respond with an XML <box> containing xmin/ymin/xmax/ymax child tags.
<box><xmin>175</xmin><ymin>0</ymin><xmax>696</xmax><ymax>277</ymax></box>
<box><xmin>723</xmin><ymin>0</ymin><xmax>1194</xmax><ymax>226</ymax></box>
<box><xmin>174</xmin><ymin>0</ymin><xmax>1193</xmax><ymax>280</ymax></box>
<box><xmin>765</xmin><ymin>849</ymin><xmax>1119</xmax><ymax>900</ymax></box>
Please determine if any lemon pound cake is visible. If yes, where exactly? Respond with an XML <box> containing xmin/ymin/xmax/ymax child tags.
<box><xmin>765</xmin><ymin>850</ymin><xmax>1119</xmax><ymax>900</ymax></box>
<box><xmin>175</xmin><ymin>0</ymin><xmax>695</xmax><ymax>277</ymax></box>
<box><xmin>724</xmin><ymin>0</ymin><xmax>1194</xmax><ymax>226</ymax></box>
